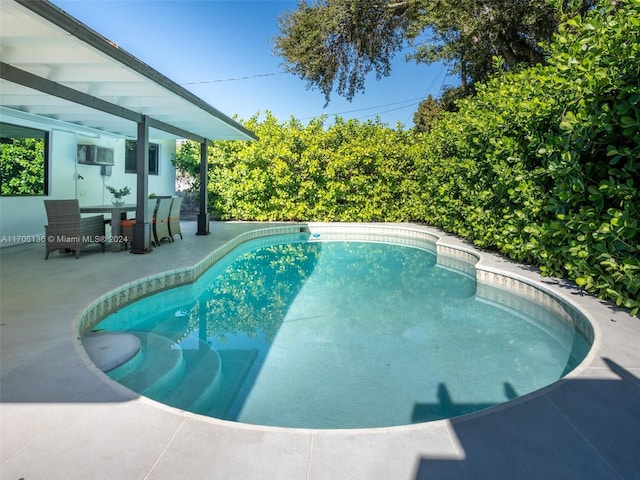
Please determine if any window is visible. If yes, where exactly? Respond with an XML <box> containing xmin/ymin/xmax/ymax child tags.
<box><xmin>0</xmin><ymin>122</ymin><xmax>49</xmax><ymax>196</ymax></box>
<box><xmin>125</xmin><ymin>140</ymin><xmax>159</xmax><ymax>175</ymax></box>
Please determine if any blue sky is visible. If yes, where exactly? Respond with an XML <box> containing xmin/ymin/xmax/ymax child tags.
<box><xmin>52</xmin><ymin>0</ymin><xmax>455</xmax><ymax>128</ymax></box>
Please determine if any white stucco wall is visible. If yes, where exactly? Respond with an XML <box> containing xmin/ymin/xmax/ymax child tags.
<box><xmin>0</xmin><ymin>113</ymin><xmax>177</xmax><ymax>247</ymax></box>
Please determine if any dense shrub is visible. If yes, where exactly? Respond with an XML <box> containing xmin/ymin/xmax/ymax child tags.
<box><xmin>413</xmin><ymin>0</ymin><xmax>639</xmax><ymax>314</ymax></box>
<box><xmin>174</xmin><ymin>0</ymin><xmax>639</xmax><ymax>315</ymax></box>
<box><xmin>197</xmin><ymin>114</ymin><xmax>421</xmax><ymax>222</ymax></box>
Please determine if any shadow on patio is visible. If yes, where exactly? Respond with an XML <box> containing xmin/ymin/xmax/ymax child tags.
<box><xmin>413</xmin><ymin>357</ymin><xmax>640</xmax><ymax>480</ymax></box>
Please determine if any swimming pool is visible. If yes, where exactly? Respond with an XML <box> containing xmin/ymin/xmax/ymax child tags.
<box><xmin>93</xmin><ymin>230</ymin><xmax>592</xmax><ymax>429</ymax></box>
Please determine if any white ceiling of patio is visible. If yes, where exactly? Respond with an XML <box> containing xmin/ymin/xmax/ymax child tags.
<box><xmin>0</xmin><ymin>0</ymin><xmax>256</xmax><ymax>142</ymax></box>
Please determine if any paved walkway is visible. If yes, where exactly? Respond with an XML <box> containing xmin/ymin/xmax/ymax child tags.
<box><xmin>1</xmin><ymin>222</ymin><xmax>639</xmax><ymax>479</ymax></box>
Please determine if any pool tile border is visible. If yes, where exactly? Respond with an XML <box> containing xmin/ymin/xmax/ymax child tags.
<box><xmin>76</xmin><ymin>223</ymin><xmax>594</xmax><ymax>346</ymax></box>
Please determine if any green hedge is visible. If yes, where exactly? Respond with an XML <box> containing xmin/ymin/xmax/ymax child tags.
<box><xmin>412</xmin><ymin>0</ymin><xmax>639</xmax><ymax>314</ymax></box>
<box><xmin>174</xmin><ymin>0</ymin><xmax>639</xmax><ymax>315</ymax></box>
<box><xmin>203</xmin><ymin>115</ymin><xmax>421</xmax><ymax>222</ymax></box>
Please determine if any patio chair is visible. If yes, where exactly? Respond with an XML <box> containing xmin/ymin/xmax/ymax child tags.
<box><xmin>44</xmin><ymin>199</ymin><xmax>105</xmax><ymax>259</ymax></box>
<box><xmin>152</xmin><ymin>197</ymin><xmax>173</xmax><ymax>245</ymax></box>
<box><xmin>168</xmin><ymin>197</ymin><xmax>183</xmax><ymax>241</ymax></box>
<box><xmin>120</xmin><ymin>198</ymin><xmax>158</xmax><ymax>249</ymax></box>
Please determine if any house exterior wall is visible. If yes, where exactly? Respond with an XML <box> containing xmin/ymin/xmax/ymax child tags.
<box><xmin>0</xmin><ymin>113</ymin><xmax>177</xmax><ymax>247</ymax></box>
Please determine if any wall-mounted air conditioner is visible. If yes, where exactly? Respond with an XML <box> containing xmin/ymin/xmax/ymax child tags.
<box><xmin>77</xmin><ymin>144</ymin><xmax>114</xmax><ymax>166</ymax></box>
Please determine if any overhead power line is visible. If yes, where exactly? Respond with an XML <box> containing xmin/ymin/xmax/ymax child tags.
<box><xmin>182</xmin><ymin>72</ymin><xmax>286</xmax><ymax>85</ymax></box>
<box><xmin>300</xmin><ymin>97</ymin><xmax>427</xmax><ymax>120</ymax></box>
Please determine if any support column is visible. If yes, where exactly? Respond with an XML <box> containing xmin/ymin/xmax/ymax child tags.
<box><xmin>196</xmin><ymin>140</ymin><xmax>210</xmax><ymax>235</ymax></box>
<box><xmin>131</xmin><ymin>116</ymin><xmax>153</xmax><ymax>253</ymax></box>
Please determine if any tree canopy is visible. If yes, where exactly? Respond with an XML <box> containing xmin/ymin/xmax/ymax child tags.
<box><xmin>274</xmin><ymin>0</ymin><xmax>577</xmax><ymax>105</ymax></box>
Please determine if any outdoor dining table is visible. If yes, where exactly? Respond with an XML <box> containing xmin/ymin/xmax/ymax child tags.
<box><xmin>80</xmin><ymin>204</ymin><xmax>136</xmax><ymax>252</ymax></box>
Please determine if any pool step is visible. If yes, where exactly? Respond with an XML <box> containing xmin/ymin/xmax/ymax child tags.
<box><xmin>158</xmin><ymin>345</ymin><xmax>223</xmax><ymax>414</ymax></box>
<box><xmin>108</xmin><ymin>332</ymin><xmax>185</xmax><ymax>398</ymax></box>
<box><xmin>82</xmin><ymin>331</ymin><xmax>141</xmax><ymax>373</ymax></box>
<box><xmin>204</xmin><ymin>349</ymin><xmax>259</xmax><ymax>419</ymax></box>
<box><xmin>127</xmin><ymin>306</ymin><xmax>192</xmax><ymax>344</ymax></box>
<box><xmin>145</xmin><ymin>310</ymin><xmax>192</xmax><ymax>343</ymax></box>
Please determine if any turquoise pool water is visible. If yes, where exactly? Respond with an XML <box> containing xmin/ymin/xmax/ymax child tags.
<box><xmin>96</xmin><ymin>233</ymin><xmax>591</xmax><ymax>429</ymax></box>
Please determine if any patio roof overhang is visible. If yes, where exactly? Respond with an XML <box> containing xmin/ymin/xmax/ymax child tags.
<box><xmin>0</xmin><ymin>0</ymin><xmax>257</xmax><ymax>143</ymax></box>
<box><xmin>1</xmin><ymin>0</ymin><xmax>254</xmax><ymax>248</ymax></box>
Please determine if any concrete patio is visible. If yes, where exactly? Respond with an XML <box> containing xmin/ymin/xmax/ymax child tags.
<box><xmin>1</xmin><ymin>221</ymin><xmax>639</xmax><ymax>480</ymax></box>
